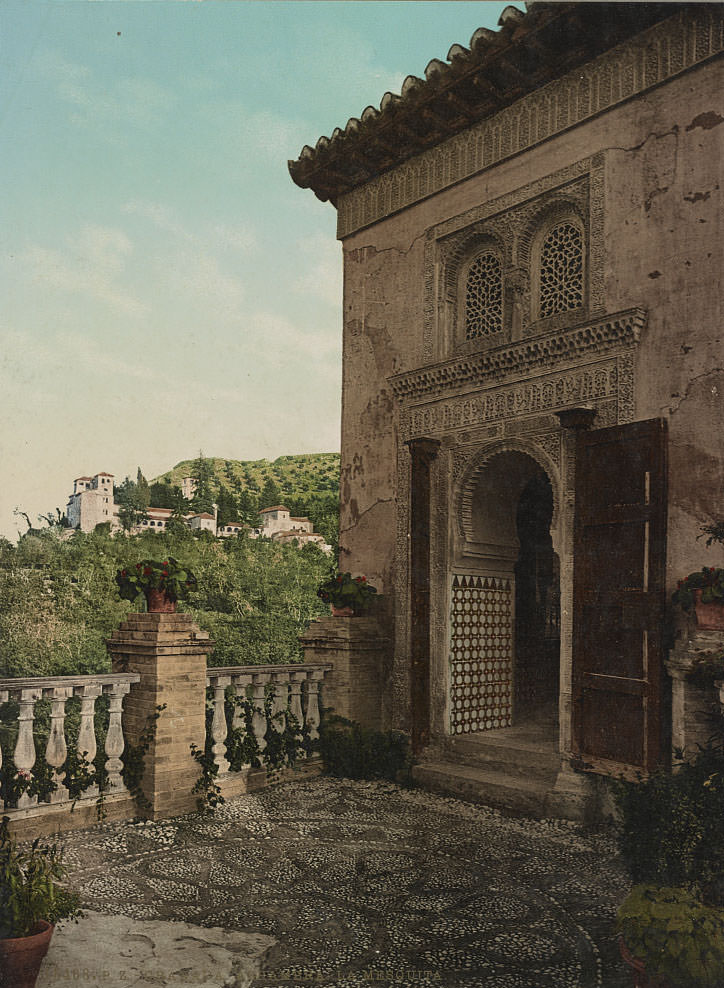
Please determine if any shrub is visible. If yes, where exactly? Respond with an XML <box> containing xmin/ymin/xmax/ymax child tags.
<box><xmin>319</xmin><ymin>714</ymin><xmax>413</xmax><ymax>785</ymax></box>
<box><xmin>613</xmin><ymin>741</ymin><xmax>724</xmax><ymax>896</ymax></box>
<box><xmin>617</xmin><ymin>884</ymin><xmax>724</xmax><ymax>988</ymax></box>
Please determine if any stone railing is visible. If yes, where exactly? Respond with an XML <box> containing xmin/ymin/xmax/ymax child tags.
<box><xmin>206</xmin><ymin>664</ymin><xmax>331</xmax><ymax>780</ymax></box>
<box><xmin>0</xmin><ymin>673</ymin><xmax>140</xmax><ymax>818</ymax></box>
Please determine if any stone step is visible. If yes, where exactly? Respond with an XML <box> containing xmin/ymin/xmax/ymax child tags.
<box><xmin>436</xmin><ymin>733</ymin><xmax>560</xmax><ymax>782</ymax></box>
<box><xmin>412</xmin><ymin>759</ymin><xmax>553</xmax><ymax>818</ymax></box>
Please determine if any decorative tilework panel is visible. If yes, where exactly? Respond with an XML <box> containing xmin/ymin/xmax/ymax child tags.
<box><xmin>449</xmin><ymin>574</ymin><xmax>513</xmax><ymax>735</ymax></box>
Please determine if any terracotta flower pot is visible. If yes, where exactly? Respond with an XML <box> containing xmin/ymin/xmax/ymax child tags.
<box><xmin>331</xmin><ymin>604</ymin><xmax>354</xmax><ymax>617</ymax></box>
<box><xmin>0</xmin><ymin>920</ymin><xmax>53</xmax><ymax>988</ymax></box>
<box><xmin>693</xmin><ymin>590</ymin><xmax>724</xmax><ymax>631</ymax></box>
<box><xmin>145</xmin><ymin>589</ymin><xmax>176</xmax><ymax>613</ymax></box>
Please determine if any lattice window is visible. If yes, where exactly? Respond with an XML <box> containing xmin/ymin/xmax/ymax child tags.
<box><xmin>465</xmin><ymin>252</ymin><xmax>503</xmax><ymax>339</ymax></box>
<box><xmin>538</xmin><ymin>222</ymin><xmax>584</xmax><ymax>318</ymax></box>
<box><xmin>449</xmin><ymin>574</ymin><xmax>513</xmax><ymax>735</ymax></box>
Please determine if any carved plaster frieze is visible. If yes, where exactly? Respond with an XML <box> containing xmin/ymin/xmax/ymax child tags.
<box><xmin>391</xmin><ymin>308</ymin><xmax>645</xmax><ymax>403</ymax></box>
<box><xmin>337</xmin><ymin>8</ymin><xmax>723</xmax><ymax>237</ymax></box>
<box><xmin>403</xmin><ymin>356</ymin><xmax>627</xmax><ymax>442</ymax></box>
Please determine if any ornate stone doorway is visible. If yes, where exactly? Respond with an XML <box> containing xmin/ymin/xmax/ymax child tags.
<box><xmin>449</xmin><ymin>446</ymin><xmax>561</xmax><ymax>737</ymax></box>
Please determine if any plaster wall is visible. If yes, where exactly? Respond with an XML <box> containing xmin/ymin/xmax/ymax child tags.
<box><xmin>339</xmin><ymin>57</ymin><xmax>724</xmax><ymax>622</ymax></box>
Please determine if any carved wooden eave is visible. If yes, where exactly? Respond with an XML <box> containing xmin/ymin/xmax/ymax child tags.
<box><xmin>288</xmin><ymin>3</ymin><xmax>693</xmax><ymax>205</ymax></box>
<box><xmin>389</xmin><ymin>308</ymin><xmax>645</xmax><ymax>403</ymax></box>
<box><xmin>289</xmin><ymin>5</ymin><xmax>723</xmax><ymax>238</ymax></box>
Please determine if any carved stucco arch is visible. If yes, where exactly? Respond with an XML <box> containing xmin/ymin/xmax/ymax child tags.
<box><xmin>455</xmin><ymin>438</ymin><xmax>562</xmax><ymax>550</ymax></box>
<box><xmin>516</xmin><ymin>193</ymin><xmax>587</xmax><ymax>268</ymax></box>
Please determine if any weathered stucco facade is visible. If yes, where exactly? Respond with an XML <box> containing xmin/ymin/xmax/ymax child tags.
<box><xmin>293</xmin><ymin>3</ymin><xmax>724</xmax><ymax>816</ymax></box>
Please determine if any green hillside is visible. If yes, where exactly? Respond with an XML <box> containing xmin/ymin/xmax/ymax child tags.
<box><xmin>147</xmin><ymin>453</ymin><xmax>340</xmax><ymax>547</ymax></box>
<box><xmin>154</xmin><ymin>452</ymin><xmax>340</xmax><ymax>500</ymax></box>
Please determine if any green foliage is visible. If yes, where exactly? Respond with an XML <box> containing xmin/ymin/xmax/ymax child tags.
<box><xmin>319</xmin><ymin>714</ymin><xmax>413</xmax><ymax>784</ymax></box>
<box><xmin>317</xmin><ymin>570</ymin><xmax>377</xmax><ymax>614</ymax></box>
<box><xmin>0</xmin><ymin>526</ymin><xmax>330</xmax><ymax>677</ymax></box>
<box><xmin>613</xmin><ymin>741</ymin><xmax>724</xmax><ymax>894</ymax></box>
<box><xmin>122</xmin><ymin>704</ymin><xmax>166</xmax><ymax>816</ymax></box>
<box><xmin>0</xmin><ymin>817</ymin><xmax>82</xmax><ymax>938</ymax></box>
<box><xmin>115</xmin><ymin>557</ymin><xmax>197</xmax><ymax>605</ymax></box>
<box><xmin>190</xmin><ymin>741</ymin><xmax>225</xmax><ymax>815</ymax></box>
<box><xmin>115</xmin><ymin>474</ymin><xmax>150</xmax><ymax>532</ymax></box>
<box><xmin>617</xmin><ymin>884</ymin><xmax>724</xmax><ymax>988</ymax></box>
<box><xmin>699</xmin><ymin>522</ymin><xmax>724</xmax><ymax>548</ymax></box>
<box><xmin>672</xmin><ymin>567</ymin><xmax>724</xmax><ymax>612</ymax></box>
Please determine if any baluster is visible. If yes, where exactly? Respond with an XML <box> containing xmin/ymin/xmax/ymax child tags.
<box><xmin>289</xmin><ymin>672</ymin><xmax>306</xmax><ymax>755</ymax></box>
<box><xmin>231</xmin><ymin>674</ymin><xmax>253</xmax><ymax>731</ymax></box>
<box><xmin>0</xmin><ymin>690</ymin><xmax>7</xmax><ymax>784</ymax></box>
<box><xmin>103</xmin><ymin>681</ymin><xmax>131</xmax><ymax>791</ymax></box>
<box><xmin>231</xmin><ymin>674</ymin><xmax>253</xmax><ymax>772</ymax></box>
<box><xmin>44</xmin><ymin>685</ymin><xmax>71</xmax><ymax>803</ymax></box>
<box><xmin>305</xmin><ymin>670</ymin><xmax>324</xmax><ymax>742</ymax></box>
<box><xmin>75</xmin><ymin>683</ymin><xmax>101</xmax><ymax>798</ymax></box>
<box><xmin>251</xmin><ymin>674</ymin><xmax>270</xmax><ymax>755</ymax></box>
<box><xmin>15</xmin><ymin>688</ymin><xmax>41</xmax><ymax>809</ymax></box>
<box><xmin>270</xmin><ymin>673</ymin><xmax>289</xmax><ymax>730</ymax></box>
<box><xmin>210</xmin><ymin>676</ymin><xmax>231</xmax><ymax>775</ymax></box>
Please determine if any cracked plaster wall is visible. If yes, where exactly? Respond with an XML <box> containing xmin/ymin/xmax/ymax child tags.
<box><xmin>339</xmin><ymin>56</ymin><xmax>724</xmax><ymax>650</ymax></box>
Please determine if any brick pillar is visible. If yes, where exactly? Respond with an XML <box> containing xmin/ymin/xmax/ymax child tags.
<box><xmin>107</xmin><ymin>613</ymin><xmax>212</xmax><ymax>820</ymax></box>
<box><xmin>300</xmin><ymin>616</ymin><xmax>389</xmax><ymax>731</ymax></box>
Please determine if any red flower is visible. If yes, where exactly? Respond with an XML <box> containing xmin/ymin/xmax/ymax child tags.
<box><xmin>143</xmin><ymin>566</ymin><xmax>152</xmax><ymax>576</ymax></box>
<box><xmin>361</xmin><ymin>576</ymin><xmax>366</xmax><ymax>582</ymax></box>
<box><xmin>336</xmin><ymin>575</ymin><xmax>343</xmax><ymax>582</ymax></box>
<box><xmin>136</xmin><ymin>563</ymin><xmax>141</xmax><ymax>570</ymax></box>
<box><xmin>163</xmin><ymin>561</ymin><xmax>169</xmax><ymax>567</ymax></box>
<box><xmin>121</xmin><ymin>570</ymin><xmax>127</xmax><ymax>577</ymax></box>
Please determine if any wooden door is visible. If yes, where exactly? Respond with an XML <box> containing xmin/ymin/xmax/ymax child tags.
<box><xmin>572</xmin><ymin>418</ymin><xmax>668</xmax><ymax>776</ymax></box>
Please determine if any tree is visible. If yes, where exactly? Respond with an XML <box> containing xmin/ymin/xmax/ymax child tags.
<box><xmin>149</xmin><ymin>480</ymin><xmax>185</xmax><ymax>511</ymax></box>
<box><xmin>115</xmin><ymin>475</ymin><xmax>148</xmax><ymax>532</ymax></box>
<box><xmin>238</xmin><ymin>490</ymin><xmax>259</xmax><ymax>525</ymax></box>
<box><xmin>190</xmin><ymin>452</ymin><xmax>216</xmax><ymax>514</ymax></box>
<box><xmin>259</xmin><ymin>477</ymin><xmax>281</xmax><ymax>511</ymax></box>
<box><xmin>216</xmin><ymin>487</ymin><xmax>240</xmax><ymax>528</ymax></box>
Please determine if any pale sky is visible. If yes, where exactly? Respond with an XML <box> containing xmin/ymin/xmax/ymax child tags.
<box><xmin>1</xmin><ymin>1</ymin><xmax>509</xmax><ymax>540</ymax></box>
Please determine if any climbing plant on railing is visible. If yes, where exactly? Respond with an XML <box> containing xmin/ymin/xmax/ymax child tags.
<box><xmin>121</xmin><ymin>703</ymin><xmax>166</xmax><ymax>816</ymax></box>
<box><xmin>194</xmin><ymin>684</ymin><xmax>314</xmax><ymax>813</ymax></box>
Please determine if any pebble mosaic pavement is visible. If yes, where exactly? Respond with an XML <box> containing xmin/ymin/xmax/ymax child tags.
<box><xmin>61</xmin><ymin>777</ymin><xmax>632</xmax><ymax>988</ymax></box>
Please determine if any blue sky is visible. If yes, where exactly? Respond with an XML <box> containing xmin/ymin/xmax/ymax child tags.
<box><xmin>1</xmin><ymin>1</ymin><xmax>509</xmax><ymax>539</ymax></box>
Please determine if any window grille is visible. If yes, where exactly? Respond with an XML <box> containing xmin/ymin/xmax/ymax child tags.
<box><xmin>465</xmin><ymin>252</ymin><xmax>503</xmax><ymax>340</ymax></box>
<box><xmin>539</xmin><ymin>222</ymin><xmax>583</xmax><ymax>318</ymax></box>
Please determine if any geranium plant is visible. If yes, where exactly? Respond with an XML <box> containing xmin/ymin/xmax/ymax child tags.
<box><xmin>115</xmin><ymin>557</ymin><xmax>197</xmax><ymax>604</ymax></box>
<box><xmin>672</xmin><ymin>567</ymin><xmax>724</xmax><ymax>612</ymax></box>
<box><xmin>317</xmin><ymin>570</ymin><xmax>377</xmax><ymax>614</ymax></box>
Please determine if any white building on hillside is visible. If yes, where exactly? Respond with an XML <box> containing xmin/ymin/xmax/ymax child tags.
<box><xmin>66</xmin><ymin>473</ymin><xmax>116</xmax><ymax>531</ymax></box>
<box><xmin>252</xmin><ymin>505</ymin><xmax>332</xmax><ymax>553</ymax></box>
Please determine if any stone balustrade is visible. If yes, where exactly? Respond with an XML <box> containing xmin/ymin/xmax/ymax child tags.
<box><xmin>0</xmin><ymin>673</ymin><xmax>140</xmax><ymax>817</ymax></box>
<box><xmin>205</xmin><ymin>663</ymin><xmax>331</xmax><ymax>780</ymax></box>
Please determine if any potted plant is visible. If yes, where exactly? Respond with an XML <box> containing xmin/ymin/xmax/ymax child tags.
<box><xmin>616</xmin><ymin>885</ymin><xmax>724</xmax><ymax>988</ymax></box>
<box><xmin>672</xmin><ymin>567</ymin><xmax>724</xmax><ymax>631</ymax></box>
<box><xmin>317</xmin><ymin>570</ymin><xmax>377</xmax><ymax>616</ymax></box>
<box><xmin>0</xmin><ymin>817</ymin><xmax>82</xmax><ymax>988</ymax></box>
<box><xmin>613</xmin><ymin>735</ymin><xmax>724</xmax><ymax>987</ymax></box>
<box><xmin>115</xmin><ymin>557</ymin><xmax>197</xmax><ymax>612</ymax></box>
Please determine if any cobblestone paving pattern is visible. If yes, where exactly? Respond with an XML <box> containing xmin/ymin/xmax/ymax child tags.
<box><xmin>62</xmin><ymin>778</ymin><xmax>632</xmax><ymax>988</ymax></box>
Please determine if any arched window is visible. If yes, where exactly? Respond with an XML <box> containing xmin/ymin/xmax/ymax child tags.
<box><xmin>538</xmin><ymin>221</ymin><xmax>584</xmax><ymax>318</ymax></box>
<box><xmin>465</xmin><ymin>251</ymin><xmax>503</xmax><ymax>340</ymax></box>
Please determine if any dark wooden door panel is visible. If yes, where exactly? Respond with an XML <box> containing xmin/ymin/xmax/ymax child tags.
<box><xmin>572</xmin><ymin>418</ymin><xmax>668</xmax><ymax>776</ymax></box>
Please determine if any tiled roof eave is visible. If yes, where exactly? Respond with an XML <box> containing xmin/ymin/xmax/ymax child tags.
<box><xmin>288</xmin><ymin>2</ymin><xmax>687</xmax><ymax>203</ymax></box>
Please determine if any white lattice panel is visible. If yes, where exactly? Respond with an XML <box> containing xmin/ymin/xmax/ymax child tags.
<box><xmin>449</xmin><ymin>574</ymin><xmax>513</xmax><ymax>735</ymax></box>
